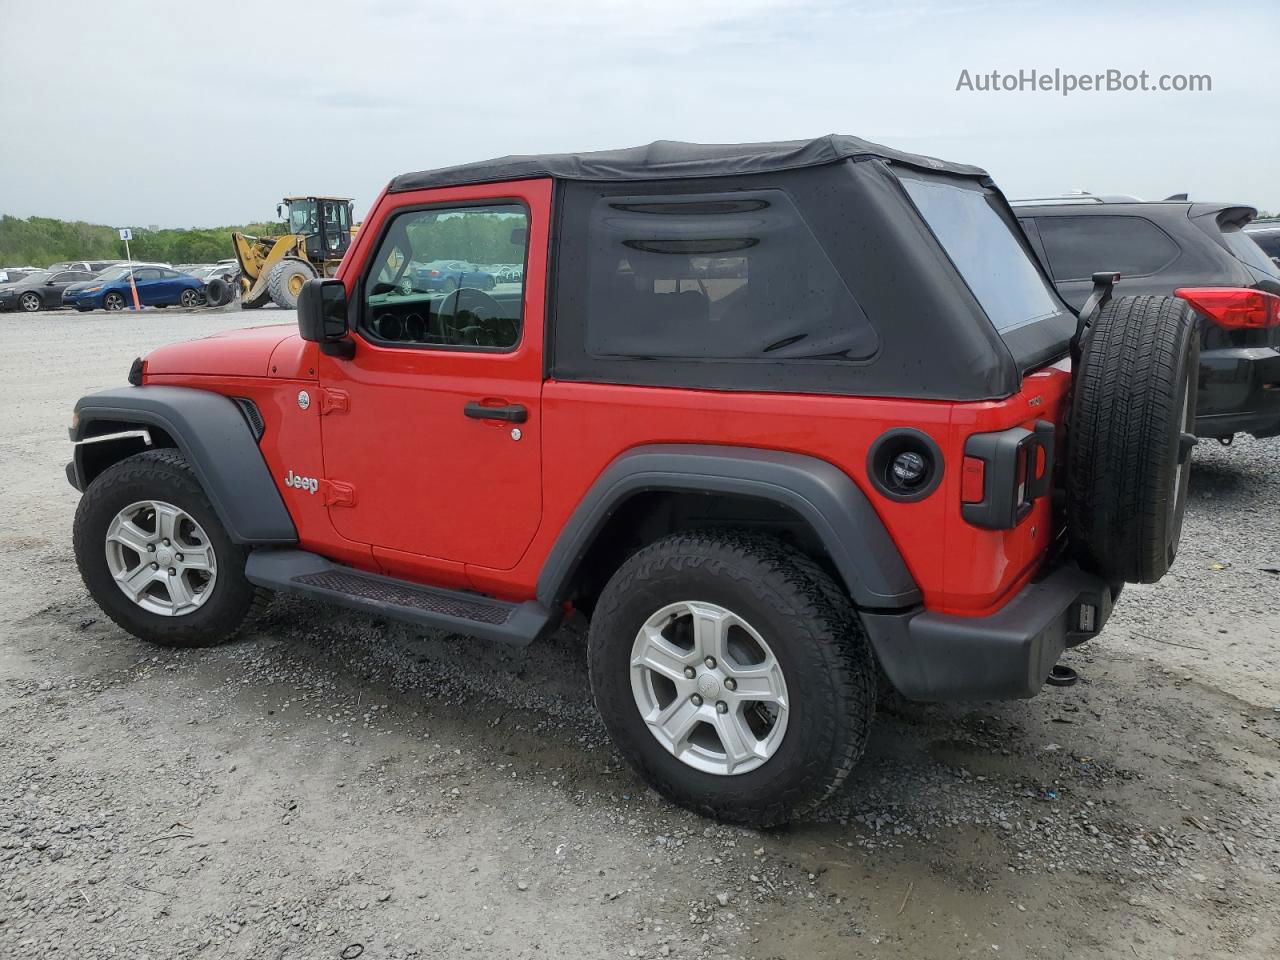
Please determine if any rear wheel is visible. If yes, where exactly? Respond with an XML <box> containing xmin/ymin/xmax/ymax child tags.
<box><xmin>588</xmin><ymin>531</ymin><xmax>875</xmax><ymax>826</ymax></box>
<box><xmin>103</xmin><ymin>291</ymin><xmax>126</xmax><ymax>311</ymax></box>
<box><xmin>19</xmin><ymin>292</ymin><xmax>41</xmax><ymax>313</ymax></box>
<box><xmin>73</xmin><ymin>450</ymin><xmax>266</xmax><ymax>647</ymax></box>
<box><xmin>1067</xmin><ymin>295</ymin><xmax>1199</xmax><ymax>583</ymax></box>
<box><xmin>266</xmin><ymin>259</ymin><xmax>315</xmax><ymax>309</ymax></box>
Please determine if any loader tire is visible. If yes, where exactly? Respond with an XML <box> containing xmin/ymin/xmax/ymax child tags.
<box><xmin>1066</xmin><ymin>295</ymin><xmax>1199</xmax><ymax>584</ymax></box>
<box><xmin>267</xmin><ymin>259</ymin><xmax>315</xmax><ymax>310</ymax></box>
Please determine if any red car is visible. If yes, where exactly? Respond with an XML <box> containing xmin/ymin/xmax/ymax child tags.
<box><xmin>67</xmin><ymin>137</ymin><xmax>1199</xmax><ymax>825</ymax></box>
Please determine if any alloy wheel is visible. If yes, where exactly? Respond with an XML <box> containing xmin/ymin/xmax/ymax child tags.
<box><xmin>103</xmin><ymin>500</ymin><xmax>217</xmax><ymax>616</ymax></box>
<box><xmin>104</xmin><ymin>293</ymin><xmax>126</xmax><ymax>311</ymax></box>
<box><xmin>630</xmin><ymin>600</ymin><xmax>789</xmax><ymax>776</ymax></box>
<box><xmin>20</xmin><ymin>292</ymin><xmax>40</xmax><ymax>312</ymax></box>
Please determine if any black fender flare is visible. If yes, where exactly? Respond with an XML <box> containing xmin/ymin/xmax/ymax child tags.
<box><xmin>70</xmin><ymin>386</ymin><xmax>297</xmax><ymax>545</ymax></box>
<box><xmin>536</xmin><ymin>444</ymin><xmax>920</xmax><ymax>610</ymax></box>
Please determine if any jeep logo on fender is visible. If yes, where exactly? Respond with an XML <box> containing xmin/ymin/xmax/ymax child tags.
<box><xmin>284</xmin><ymin>470</ymin><xmax>319</xmax><ymax>495</ymax></box>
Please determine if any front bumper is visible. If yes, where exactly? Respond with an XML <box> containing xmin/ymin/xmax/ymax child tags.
<box><xmin>1196</xmin><ymin>346</ymin><xmax>1280</xmax><ymax>439</ymax></box>
<box><xmin>863</xmin><ymin>562</ymin><xmax>1119</xmax><ymax>702</ymax></box>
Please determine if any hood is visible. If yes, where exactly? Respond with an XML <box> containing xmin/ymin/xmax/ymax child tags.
<box><xmin>144</xmin><ymin>324</ymin><xmax>300</xmax><ymax>378</ymax></box>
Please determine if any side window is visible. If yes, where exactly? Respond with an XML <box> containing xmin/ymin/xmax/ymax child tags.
<box><xmin>584</xmin><ymin>190</ymin><xmax>877</xmax><ymax>361</ymax></box>
<box><xmin>50</xmin><ymin>272</ymin><xmax>75</xmax><ymax>283</ymax></box>
<box><xmin>361</xmin><ymin>203</ymin><xmax>528</xmax><ymax>350</ymax></box>
<box><xmin>133</xmin><ymin>268</ymin><xmax>161</xmax><ymax>281</ymax></box>
<box><xmin>1035</xmin><ymin>215</ymin><xmax>1180</xmax><ymax>281</ymax></box>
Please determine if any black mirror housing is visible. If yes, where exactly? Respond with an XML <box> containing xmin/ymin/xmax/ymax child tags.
<box><xmin>298</xmin><ymin>278</ymin><xmax>350</xmax><ymax>350</ymax></box>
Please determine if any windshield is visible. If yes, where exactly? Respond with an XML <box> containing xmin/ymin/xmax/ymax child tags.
<box><xmin>95</xmin><ymin>267</ymin><xmax>132</xmax><ymax>283</ymax></box>
<box><xmin>288</xmin><ymin>199</ymin><xmax>318</xmax><ymax>235</ymax></box>
<box><xmin>18</xmin><ymin>270</ymin><xmax>51</xmax><ymax>284</ymax></box>
<box><xmin>899</xmin><ymin>174</ymin><xmax>1065</xmax><ymax>333</ymax></box>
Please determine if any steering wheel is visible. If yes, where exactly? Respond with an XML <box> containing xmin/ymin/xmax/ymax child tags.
<box><xmin>436</xmin><ymin>287</ymin><xmax>512</xmax><ymax>346</ymax></box>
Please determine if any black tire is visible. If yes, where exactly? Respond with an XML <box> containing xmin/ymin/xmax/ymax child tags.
<box><xmin>1067</xmin><ymin>295</ymin><xmax>1200</xmax><ymax>583</ymax></box>
<box><xmin>266</xmin><ymin>258</ymin><xmax>315</xmax><ymax>310</ymax></box>
<box><xmin>73</xmin><ymin>449</ymin><xmax>268</xmax><ymax>648</ymax></box>
<box><xmin>205</xmin><ymin>277</ymin><xmax>230</xmax><ymax>307</ymax></box>
<box><xmin>19</xmin><ymin>291</ymin><xmax>42</xmax><ymax>313</ymax></box>
<box><xmin>103</xmin><ymin>291</ymin><xmax>127</xmax><ymax>312</ymax></box>
<box><xmin>179</xmin><ymin>288</ymin><xmax>201</xmax><ymax>308</ymax></box>
<box><xmin>588</xmin><ymin>531</ymin><xmax>876</xmax><ymax>827</ymax></box>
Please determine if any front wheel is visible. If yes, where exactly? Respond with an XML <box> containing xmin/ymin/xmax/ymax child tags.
<box><xmin>103</xmin><ymin>291</ymin><xmax>127</xmax><ymax>311</ymax></box>
<box><xmin>588</xmin><ymin>531</ymin><xmax>876</xmax><ymax>826</ymax></box>
<box><xmin>73</xmin><ymin>450</ymin><xmax>266</xmax><ymax>647</ymax></box>
<box><xmin>19</xmin><ymin>292</ymin><xmax>42</xmax><ymax>313</ymax></box>
<box><xmin>179</xmin><ymin>288</ymin><xmax>201</xmax><ymax>308</ymax></box>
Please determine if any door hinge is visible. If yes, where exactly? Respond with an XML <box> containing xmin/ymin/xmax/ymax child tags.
<box><xmin>319</xmin><ymin>388</ymin><xmax>350</xmax><ymax>415</ymax></box>
<box><xmin>320</xmin><ymin>479</ymin><xmax>356</xmax><ymax>507</ymax></box>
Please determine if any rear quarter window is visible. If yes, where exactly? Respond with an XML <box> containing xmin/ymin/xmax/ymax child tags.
<box><xmin>899</xmin><ymin>175</ymin><xmax>1064</xmax><ymax>332</ymax></box>
<box><xmin>1034</xmin><ymin>214</ymin><xmax>1180</xmax><ymax>281</ymax></box>
<box><xmin>583</xmin><ymin>189</ymin><xmax>878</xmax><ymax>361</ymax></box>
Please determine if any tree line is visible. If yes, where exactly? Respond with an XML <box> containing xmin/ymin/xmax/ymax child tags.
<box><xmin>0</xmin><ymin>215</ymin><xmax>289</xmax><ymax>268</ymax></box>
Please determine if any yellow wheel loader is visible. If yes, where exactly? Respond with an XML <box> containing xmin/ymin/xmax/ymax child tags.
<box><xmin>232</xmin><ymin>196</ymin><xmax>356</xmax><ymax>310</ymax></box>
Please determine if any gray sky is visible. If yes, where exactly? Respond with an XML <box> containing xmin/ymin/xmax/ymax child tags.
<box><xmin>2</xmin><ymin>0</ymin><xmax>1276</xmax><ymax>228</ymax></box>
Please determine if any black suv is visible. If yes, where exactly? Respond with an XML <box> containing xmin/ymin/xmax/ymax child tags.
<box><xmin>1014</xmin><ymin>198</ymin><xmax>1280</xmax><ymax>441</ymax></box>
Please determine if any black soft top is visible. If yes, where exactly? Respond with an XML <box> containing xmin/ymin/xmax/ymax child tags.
<box><xmin>388</xmin><ymin>135</ymin><xmax>988</xmax><ymax>193</ymax></box>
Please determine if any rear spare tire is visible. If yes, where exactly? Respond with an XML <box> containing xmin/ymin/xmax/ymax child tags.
<box><xmin>1067</xmin><ymin>294</ymin><xmax>1199</xmax><ymax>583</ymax></box>
<box><xmin>266</xmin><ymin>258</ymin><xmax>315</xmax><ymax>310</ymax></box>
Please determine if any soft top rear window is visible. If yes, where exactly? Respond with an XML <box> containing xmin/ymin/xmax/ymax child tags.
<box><xmin>898</xmin><ymin>173</ymin><xmax>1065</xmax><ymax>333</ymax></box>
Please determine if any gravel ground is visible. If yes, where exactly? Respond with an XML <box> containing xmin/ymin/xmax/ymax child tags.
<box><xmin>1</xmin><ymin>308</ymin><xmax>1278</xmax><ymax>959</ymax></box>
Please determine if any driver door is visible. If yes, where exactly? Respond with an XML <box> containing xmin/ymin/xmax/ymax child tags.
<box><xmin>316</xmin><ymin>180</ymin><xmax>551</xmax><ymax>577</ymax></box>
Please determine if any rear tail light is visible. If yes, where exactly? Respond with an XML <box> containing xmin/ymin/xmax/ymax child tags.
<box><xmin>961</xmin><ymin>421</ymin><xmax>1054</xmax><ymax>530</ymax></box>
<box><xmin>1175</xmin><ymin>287</ymin><xmax>1280</xmax><ymax>329</ymax></box>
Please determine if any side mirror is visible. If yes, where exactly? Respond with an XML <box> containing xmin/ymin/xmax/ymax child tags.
<box><xmin>298</xmin><ymin>278</ymin><xmax>354</xmax><ymax>358</ymax></box>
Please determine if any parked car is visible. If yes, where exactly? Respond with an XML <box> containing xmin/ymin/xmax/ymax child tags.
<box><xmin>406</xmin><ymin>259</ymin><xmax>496</xmax><ymax>293</ymax></box>
<box><xmin>60</xmin><ymin>264</ymin><xmax>168</xmax><ymax>307</ymax></box>
<box><xmin>48</xmin><ymin>259</ymin><xmax>126</xmax><ymax>274</ymax></box>
<box><xmin>1245</xmin><ymin>220</ymin><xmax>1280</xmax><ymax>268</ymax></box>
<box><xmin>67</xmin><ymin>136</ymin><xmax>1198</xmax><ymax>827</ymax></box>
<box><xmin>63</xmin><ymin>265</ymin><xmax>204</xmax><ymax>312</ymax></box>
<box><xmin>0</xmin><ymin>267</ymin><xmax>39</xmax><ymax>284</ymax></box>
<box><xmin>182</xmin><ymin>263</ymin><xmax>240</xmax><ymax>284</ymax></box>
<box><xmin>1015</xmin><ymin>197</ymin><xmax>1280</xmax><ymax>441</ymax></box>
<box><xmin>0</xmin><ymin>268</ymin><xmax>98</xmax><ymax>312</ymax></box>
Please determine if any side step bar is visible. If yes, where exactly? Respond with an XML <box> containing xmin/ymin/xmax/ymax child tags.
<box><xmin>245</xmin><ymin>549</ymin><xmax>557</xmax><ymax>647</ymax></box>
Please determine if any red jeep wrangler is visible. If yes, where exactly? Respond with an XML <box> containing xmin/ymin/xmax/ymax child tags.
<box><xmin>68</xmin><ymin>137</ymin><xmax>1199</xmax><ymax>826</ymax></box>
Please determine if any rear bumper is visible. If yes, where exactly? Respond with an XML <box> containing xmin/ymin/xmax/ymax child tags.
<box><xmin>863</xmin><ymin>562</ymin><xmax>1120</xmax><ymax>702</ymax></box>
<box><xmin>1195</xmin><ymin>346</ymin><xmax>1280</xmax><ymax>439</ymax></box>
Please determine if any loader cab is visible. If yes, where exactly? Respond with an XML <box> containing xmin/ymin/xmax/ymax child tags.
<box><xmin>278</xmin><ymin>196</ymin><xmax>354</xmax><ymax>264</ymax></box>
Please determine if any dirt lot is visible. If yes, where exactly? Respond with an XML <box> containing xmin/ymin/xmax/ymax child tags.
<box><xmin>2</xmin><ymin>308</ymin><xmax>1278</xmax><ymax>960</ymax></box>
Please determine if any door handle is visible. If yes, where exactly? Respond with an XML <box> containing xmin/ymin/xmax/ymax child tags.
<box><xmin>464</xmin><ymin>401</ymin><xmax>527</xmax><ymax>423</ymax></box>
